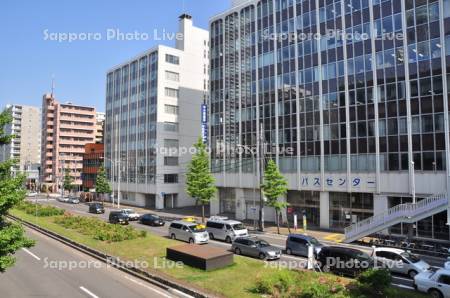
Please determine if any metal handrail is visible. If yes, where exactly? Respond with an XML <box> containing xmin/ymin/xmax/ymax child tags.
<box><xmin>345</xmin><ymin>194</ymin><xmax>448</xmax><ymax>239</ymax></box>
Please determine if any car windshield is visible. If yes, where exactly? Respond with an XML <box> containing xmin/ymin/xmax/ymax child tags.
<box><xmin>400</xmin><ymin>252</ymin><xmax>421</xmax><ymax>263</ymax></box>
<box><xmin>150</xmin><ymin>215</ymin><xmax>159</xmax><ymax>219</ymax></box>
<box><xmin>309</xmin><ymin>237</ymin><xmax>320</xmax><ymax>245</ymax></box>
<box><xmin>255</xmin><ymin>240</ymin><xmax>270</xmax><ymax>247</ymax></box>
<box><xmin>232</xmin><ymin>223</ymin><xmax>246</xmax><ymax>230</ymax></box>
<box><xmin>123</xmin><ymin>209</ymin><xmax>134</xmax><ymax>214</ymax></box>
<box><xmin>355</xmin><ymin>251</ymin><xmax>371</xmax><ymax>261</ymax></box>
<box><xmin>189</xmin><ymin>225</ymin><xmax>206</xmax><ymax>233</ymax></box>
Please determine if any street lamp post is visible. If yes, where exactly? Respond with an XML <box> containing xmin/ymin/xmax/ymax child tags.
<box><xmin>411</xmin><ymin>161</ymin><xmax>416</xmax><ymax>204</ymax></box>
<box><xmin>102</xmin><ymin>157</ymin><xmax>122</xmax><ymax>209</ymax></box>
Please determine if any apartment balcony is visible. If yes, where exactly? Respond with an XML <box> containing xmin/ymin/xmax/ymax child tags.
<box><xmin>45</xmin><ymin>152</ymin><xmax>53</xmax><ymax>157</ymax></box>
<box><xmin>46</xmin><ymin>121</ymin><xmax>54</xmax><ymax>126</ymax></box>
<box><xmin>59</xmin><ymin>132</ymin><xmax>95</xmax><ymax>139</ymax></box>
<box><xmin>45</xmin><ymin>168</ymin><xmax>52</xmax><ymax>173</ymax></box>
<box><xmin>46</xmin><ymin>136</ymin><xmax>53</xmax><ymax>141</ymax></box>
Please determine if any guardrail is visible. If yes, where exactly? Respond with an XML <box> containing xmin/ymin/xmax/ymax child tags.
<box><xmin>345</xmin><ymin>194</ymin><xmax>448</xmax><ymax>241</ymax></box>
<box><xmin>7</xmin><ymin>214</ymin><xmax>212</xmax><ymax>298</ymax></box>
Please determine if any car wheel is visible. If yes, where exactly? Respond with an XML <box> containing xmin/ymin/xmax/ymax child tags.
<box><xmin>408</xmin><ymin>270</ymin><xmax>418</xmax><ymax>279</ymax></box>
<box><xmin>225</xmin><ymin>236</ymin><xmax>232</xmax><ymax>243</ymax></box>
<box><xmin>286</xmin><ymin>248</ymin><xmax>292</xmax><ymax>255</ymax></box>
<box><xmin>429</xmin><ymin>289</ymin><xmax>443</xmax><ymax>298</ymax></box>
<box><xmin>171</xmin><ymin>233</ymin><xmax>176</xmax><ymax>240</ymax></box>
<box><xmin>259</xmin><ymin>253</ymin><xmax>266</xmax><ymax>260</ymax></box>
<box><xmin>189</xmin><ymin>238</ymin><xmax>195</xmax><ymax>244</ymax></box>
<box><xmin>234</xmin><ymin>247</ymin><xmax>241</xmax><ymax>255</ymax></box>
<box><xmin>209</xmin><ymin>233</ymin><xmax>214</xmax><ymax>240</ymax></box>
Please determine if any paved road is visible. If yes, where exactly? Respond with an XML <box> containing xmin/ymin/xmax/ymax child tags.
<box><xmin>0</xmin><ymin>227</ymin><xmax>178</xmax><ymax>298</ymax></box>
<box><xmin>30</xmin><ymin>196</ymin><xmax>445</xmax><ymax>290</ymax></box>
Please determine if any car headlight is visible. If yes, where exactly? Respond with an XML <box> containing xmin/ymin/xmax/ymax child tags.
<box><xmin>267</xmin><ymin>251</ymin><xmax>276</xmax><ymax>256</ymax></box>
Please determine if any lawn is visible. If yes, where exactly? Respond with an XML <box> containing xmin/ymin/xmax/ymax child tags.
<box><xmin>10</xmin><ymin>208</ymin><xmax>428</xmax><ymax>298</ymax></box>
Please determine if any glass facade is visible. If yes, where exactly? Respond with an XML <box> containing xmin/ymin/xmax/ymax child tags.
<box><xmin>210</xmin><ymin>0</ymin><xmax>450</xmax><ymax>238</ymax></box>
<box><xmin>105</xmin><ymin>51</ymin><xmax>158</xmax><ymax>185</ymax></box>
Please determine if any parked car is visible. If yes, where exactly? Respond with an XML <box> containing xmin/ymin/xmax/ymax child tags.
<box><xmin>414</xmin><ymin>268</ymin><xmax>450</xmax><ymax>298</ymax></box>
<box><xmin>182</xmin><ymin>216</ymin><xmax>197</xmax><ymax>223</ymax></box>
<box><xmin>206</xmin><ymin>216</ymin><xmax>249</xmax><ymax>243</ymax></box>
<box><xmin>57</xmin><ymin>196</ymin><xmax>69</xmax><ymax>203</ymax></box>
<box><xmin>139</xmin><ymin>213</ymin><xmax>165</xmax><ymax>226</ymax></box>
<box><xmin>168</xmin><ymin>221</ymin><xmax>209</xmax><ymax>244</ymax></box>
<box><xmin>27</xmin><ymin>192</ymin><xmax>38</xmax><ymax>197</ymax></box>
<box><xmin>231</xmin><ymin>237</ymin><xmax>282</xmax><ymax>260</ymax></box>
<box><xmin>68</xmin><ymin>196</ymin><xmax>80</xmax><ymax>204</ymax></box>
<box><xmin>88</xmin><ymin>203</ymin><xmax>105</xmax><ymax>214</ymax></box>
<box><xmin>285</xmin><ymin>234</ymin><xmax>324</xmax><ymax>257</ymax></box>
<box><xmin>372</xmin><ymin>247</ymin><xmax>430</xmax><ymax>278</ymax></box>
<box><xmin>121</xmin><ymin>208</ymin><xmax>140</xmax><ymax>221</ymax></box>
<box><xmin>109</xmin><ymin>211</ymin><xmax>129</xmax><ymax>225</ymax></box>
<box><xmin>317</xmin><ymin>246</ymin><xmax>374</xmax><ymax>277</ymax></box>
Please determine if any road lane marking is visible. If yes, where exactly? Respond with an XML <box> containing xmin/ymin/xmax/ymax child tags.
<box><xmin>123</xmin><ymin>275</ymin><xmax>173</xmax><ymax>298</ymax></box>
<box><xmin>391</xmin><ymin>284</ymin><xmax>414</xmax><ymax>290</ymax></box>
<box><xmin>80</xmin><ymin>286</ymin><xmax>100</xmax><ymax>298</ymax></box>
<box><xmin>392</xmin><ymin>276</ymin><xmax>413</xmax><ymax>282</ymax></box>
<box><xmin>22</xmin><ymin>248</ymin><xmax>41</xmax><ymax>261</ymax></box>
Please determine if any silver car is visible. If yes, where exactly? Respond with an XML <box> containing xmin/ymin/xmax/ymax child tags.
<box><xmin>169</xmin><ymin>221</ymin><xmax>209</xmax><ymax>244</ymax></box>
<box><xmin>372</xmin><ymin>247</ymin><xmax>430</xmax><ymax>278</ymax></box>
<box><xmin>231</xmin><ymin>237</ymin><xmax>281</xmax><ymax>260</ymax></box>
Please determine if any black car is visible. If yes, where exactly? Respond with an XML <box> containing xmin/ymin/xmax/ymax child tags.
<box><xmin>88</xmin><ymin>203</ymin><xmax>105</xmax><ymax>214</ymax></box>
<box><xmin>317</xmin><ymin>246</ymin><xmax>374</xmax><ymax>277</ymax></box>
<box><xmin>109</xmin><ymin>211</ymin><xmax>129</xmax><ymax>225</ymax></box>
<box><xmin>139</xmin><ymin>213</ymin><xmax>165</xmax><ymax>226</ymax></box>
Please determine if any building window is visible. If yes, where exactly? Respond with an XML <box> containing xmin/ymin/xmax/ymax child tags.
<box><xmin>164</xmin><ymin>139</ymin><xmax>179</xmax><ymax>148</ymax></box>
<box><xmin>164</xmin><ymin>156</ymin><xmax>179</xmax><ymax>166</ymax></box>
<box><xmin>164</xmin><ymin>104</ymin><xmax>179</xmax><ymax>115</ymax></box>
<box><xmin>164</xmin><ymin>122</ymin><xmax>179</xmax><ymax>132</ymax></box>
<box><xmin>165</xmin><ymin>54</ymin><xmax>179</xmax><ymax>65</ymax></box>
<box><xmin>165</xmin><ymin>88</ymin><xmax>179</xmax><ymax>98</ymax></box>
<box><xmin>164</xmin><ymin>174</ymin><xmax>178</xmax><ymax>183</ymax></box>
<box><xmin>165</xmin><ymin>71</ymin><xmax>180</xmax><ymax>82</ymax></box>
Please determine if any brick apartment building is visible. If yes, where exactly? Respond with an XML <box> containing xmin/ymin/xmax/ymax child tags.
<box><xmin>82</xmin><ymin>143</ymin><xmax>104</xmax><ymax>191</ymax></box>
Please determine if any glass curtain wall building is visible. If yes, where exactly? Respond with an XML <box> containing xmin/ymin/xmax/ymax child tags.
<box><xmin>209</xmin><ymin>0</ymin><xmax>450</xmax><ymax>241</ymax></box>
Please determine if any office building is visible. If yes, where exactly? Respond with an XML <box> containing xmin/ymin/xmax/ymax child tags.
<box><xmin>209</xmin><ymin>0</ymin><xmax>450</xmax><ymax>241</ymax></box>
<box><xmin>41</xmin><ymin>94</ymin><xmax>96</xmax><ymax>192</ymax></box>
<box><xmin>105</xmin><ymin>14</ymin><xmax>209</xmax><ymax>209</ymax></box>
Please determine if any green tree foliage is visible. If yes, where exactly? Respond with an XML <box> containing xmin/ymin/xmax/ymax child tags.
<box><xmin>186</xmin><ymin>138</ymin><xmax>217</xmax><ymax>223</ymax></box>
<box><xmin>95</xmin><ymin>166</ymin><xmax>112</xmax><ymax>195</ymax></box>
<box><xmin>261</xmin><ymin>159</ymin><xmax>289</xmax><ymax>234</ymax></box>
<box><xmin>0</xmin><ymin>109</ymin><xmax>34</xmax><ymax>272</ymax></box>
<box><xmin>63</xmin><ymin>168</ymin><xmax>75</xmax><ymax>193</ymax></box>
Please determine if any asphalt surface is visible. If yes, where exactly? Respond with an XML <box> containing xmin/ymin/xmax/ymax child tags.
<box><xmin>28</xmin><ymin>196</ymin><xmax>448</xmax><ymax>290</ymax></box>
<box><xmin>0</xmin><ymin>226</ymin><xmax>178</xmax><ymax>298</ymax></box>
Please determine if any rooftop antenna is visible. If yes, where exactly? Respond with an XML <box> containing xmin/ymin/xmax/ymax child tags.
<box><xmin>51</xmin><ymin>74</ymin><xmax>55</xmax><ymax>98</ymax></box>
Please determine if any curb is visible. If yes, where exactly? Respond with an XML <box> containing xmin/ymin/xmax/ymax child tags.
<box><xmin>7</xmin><ymin>214</ymin><xmax>213</xmax><ymax>298</ymax></box>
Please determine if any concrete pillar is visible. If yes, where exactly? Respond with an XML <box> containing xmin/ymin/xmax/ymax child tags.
<box><xmin>135</xmin><ymin>193</ymin><xmax>146</xmax><ymax>207</ymax></box>
<box><xmin>320</xmin><ymin>192</ymin><xmax>330</xmax><ymax>229</ymax></box>
<box><xmin>235</xmin><ymin>188</ymin><xmax>246</xmax><ymax>220</ymax></box>
<box><xmin>373</xmin><ymin>194</ymin><xmax>389</xmax><ymax>234</ymax></box>
<box><xmin>280</xmin><ymin>196</ymin><xmax>287</xmax><ymax>224</ymax></box>
<box><xmin>155</xmin><ymin>193</ymin><xmax>164</xmax><ymax>210</ymax></box>
<box><xmin>210</xmin><ymin>189</ymin><xmax>220</xmax><ymax>216</ymax></box>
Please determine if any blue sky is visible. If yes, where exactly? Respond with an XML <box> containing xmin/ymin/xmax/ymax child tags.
<box><xmin>0</xmin><ymin>0</ymin><xmax>229</xmax><ymax>112</ymax></box>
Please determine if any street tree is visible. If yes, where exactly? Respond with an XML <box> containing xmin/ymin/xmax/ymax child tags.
<box><xmin>261</xmin><ymin>159</ymin><xmax>289</xmax><ymax>234</ymax></box>
<box><xmin>0</xmin><ymin>109</ymin><xmax>34</xmax><ymax>272</ymax></box>
<box><xmin>95</xmin><ymin>166</ymin><xmax>111</xmax><ymax>202</ymax></box>
<box><xmin>63</xmin><ymin>168</ymin><xmax>75</xmax><ymax>194</ymax></box>
<box><xmin>186</xmin><ymin>138</ymin><xmax>217</xmax><ymax>223</ymax></box>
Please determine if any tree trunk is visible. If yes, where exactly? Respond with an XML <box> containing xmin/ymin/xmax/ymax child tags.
<box><xmin>201</xmin><ymin>202</ymin><xmax>205</xmax><ymax>223</ymax></box>
<box><xmin>276</xmin><ymin>209</ymin><xmax>280</xmax><ymax>234</ymax></box>
<box><xmin>286</xmin><ymin>212</ymin><xmax>291</xmax><ymax>234</ymax></box>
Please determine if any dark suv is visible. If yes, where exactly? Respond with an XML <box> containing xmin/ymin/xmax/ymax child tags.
<box><xmin>88</xmin><ymin>203</ymin><xmax>105</xmax><ymax>214</ymax></box>
<box><xmin>317</xmin><ymin>246</ymin><xmax>374</xmax><ymax>277</ymax></box>
<box><xmin>109</xmin><ymin>211</ymin><xmax>129</xmax><ymax>225</ymax></box>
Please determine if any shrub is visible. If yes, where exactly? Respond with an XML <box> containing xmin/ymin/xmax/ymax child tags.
<box><xmin>353</xmin><ymin>268</ymin><xmax>392</xmax><ymax>297</ymax></box>
<box><xmin>15</xmin><ymin>202</ymin><xmax>64</xmax><ymax>217</ymax></box>
<box><xmin>53</xmin><ymin>214</ymin><xmax>146</xmax><ymax>242</ymax></box>
<box><xmin>251</xmin><ymin>270</ymin><xmax>296</xmax><ymax>296</ymax></box>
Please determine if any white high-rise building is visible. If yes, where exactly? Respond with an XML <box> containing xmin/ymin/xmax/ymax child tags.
<box><xmin>0</xmin><ymin>104</ymin><xmax>41</xmax><ymax>186</ymax></box>
<box><xmin>105</xmin><ymin>14</ymin><xmax>209</xmax><ymax>209</ymax></box>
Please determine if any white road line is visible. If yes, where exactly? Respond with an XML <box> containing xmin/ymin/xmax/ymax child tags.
<box><xmin>392</xmin><ymin>276</ymin><xmax>413</xmax><ymax>282</ymax></box>
<box><xmin>391</xmin><ymin>283</ymin><xmax>414</xmax><ymax>290</ymax></box>
<box><xmin>123</xmin><ymin>275</ymin><xmax>173</xmax><ymax>298</ymax></box>
<box><xmin>79</xmin><ymin>286</ymin><xmax>100</xmax><ymax>298</ymax></box>
<box><xmin>22</xmin><ymin>248</ymin><xmax>41</xmax><ymax>261</ymax></box>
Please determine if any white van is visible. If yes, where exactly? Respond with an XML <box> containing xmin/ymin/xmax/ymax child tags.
<box><xmin>168</xmin><ymin>220</ymin><xmax>209</xmax><ymax>244</ymax></box>
<box><xmin>206</xmin><ymin>216</ymin><xmax>249</xmax><ymax>243</ymax></box>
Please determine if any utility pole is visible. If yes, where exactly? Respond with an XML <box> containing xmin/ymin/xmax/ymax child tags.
<box><xmin>258</xmin><ymin>122</ymin><xmax>265</xmax><ymax>231</ymax></box>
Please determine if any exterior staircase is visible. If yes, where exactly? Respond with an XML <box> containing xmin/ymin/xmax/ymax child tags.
<box><xmin>344</xmin><ymin>194</ymin><xmax>448</xmax><ymax>243</ymax></box>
